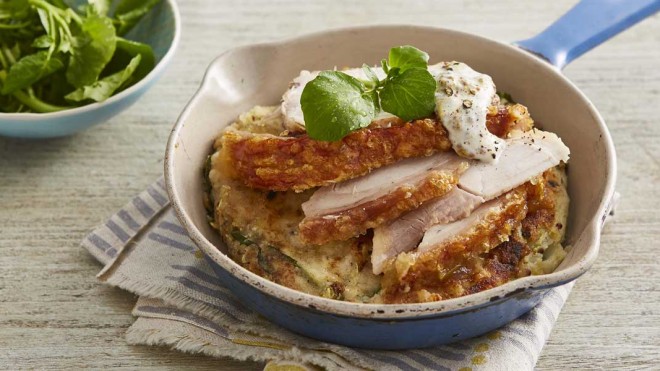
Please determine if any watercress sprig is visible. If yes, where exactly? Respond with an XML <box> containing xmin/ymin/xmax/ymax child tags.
<box><xmin>301</xmin><ymin>46</ymin><xmax>437</xmax><ymax>141</ymax></box>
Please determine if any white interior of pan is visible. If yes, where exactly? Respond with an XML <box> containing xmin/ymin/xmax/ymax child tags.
<box><xmin>166</xmin><ymin>25</ymin><xmax>616</xmax><ymax>317</ymax></box>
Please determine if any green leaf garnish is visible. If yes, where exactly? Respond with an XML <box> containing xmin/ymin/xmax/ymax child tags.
<box><xmin>300</xmin><ymin>45</ymin><xmax>437</xmax><ymax>141</ymax></box>
<box><xmin>361</xmin><ymin>63</ymin><xmax>379</xmax><ymax>90</ymax></box>
<box><xmin>387</xmin><ymin>45</ymin><xmax>429</xmax><ymax>72</ymax></box>
<box><xmin>380</xmin><ymin>67</ymin><xmax>436</xmax><ymax>122</ymax></box>
<box><xmin>380</xmin><ymin>58</ymin><xmax>389</xmax><ymax>74</ymax></box>
<box><xmin>301</xmin><ymin>71</ymin><xmax>376</xmax><ymax>142</ymax></box>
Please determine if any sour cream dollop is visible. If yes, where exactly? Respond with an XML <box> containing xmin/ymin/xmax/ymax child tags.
<box><xmin>431</xmin><ymin>62</ymin><xmax>505</xmax><ymax>163</ymax></box>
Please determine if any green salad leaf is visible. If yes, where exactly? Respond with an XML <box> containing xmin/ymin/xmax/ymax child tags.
<box><xmin>66</xmin><ymin>12</ymin><xmax>116</xmax><ymax>88</ymax></box>
<box><xmin>66</xmin><ymin>54</ymin><xmax>140</xmax><ymax>102</ymax></box>
<box><xmin>88</xmin><ymin>0</ymin><xmax>112</xmax><ymax>16</ymax></box>
<box><xmin>116</xmin><ymin>37</ymin><xmax>155</xmax><ymax>81</ymax></box>
<box><xmin>0</xmin><ymin>0</ymin><xmax>161</xmax><ymax>113</ymax></box>
<box><xmin>115</xmin><ymin>0</ymin><xmax>161</xmax><ymax>35</ymax></box>
<box><xmin>2</xmin><ymin>51</ymin><xmax>64</xmax><ymax>94</ymax></box>
<box><xmin>32</xmin><ymin>35</ymin><xmax>52</xmax><ymax>49</ymax></box>
<box><xmin>301</xmin><ymin>45</ymin><xmax>437</xmax><ymax>141</ymax></box>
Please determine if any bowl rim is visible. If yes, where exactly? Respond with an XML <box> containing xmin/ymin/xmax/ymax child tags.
<box><xmin>0</xmin><ymin>0</ymin><xmax>181</xmax><ymax>120</ymax></box>
<box><xmin>165</xmin><ymin>24</ymin><xmax>617</xmax><ymax>319</ymax></box>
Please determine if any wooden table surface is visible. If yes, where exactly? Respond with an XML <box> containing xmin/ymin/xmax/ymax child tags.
<box><xmin>1</xmin><ymin>0</ymin><xmax>659</xmax><ymax>369</ymax></box>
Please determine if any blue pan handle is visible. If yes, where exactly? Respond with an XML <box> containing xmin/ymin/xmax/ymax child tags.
<box><xmin>516</xmin><ymin>0</ymin><xmax>660</xmax><ymax>69</ymax></box>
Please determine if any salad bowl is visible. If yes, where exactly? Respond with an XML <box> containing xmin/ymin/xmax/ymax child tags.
<box><xmin>0</xmin><ymin>0</ymin><xmax>181</xmax><ymax>139</ymax></box>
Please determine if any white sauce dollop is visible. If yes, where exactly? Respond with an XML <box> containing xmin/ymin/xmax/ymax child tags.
<box><xmin>432</xmin><ymin>62</ymin><xmax>504</xmax><ymax>163</ymax></box>
<box><xmin>282</xmin><ymin>70</ymin><xmax>318</xmax><ymax>128</ymax></box>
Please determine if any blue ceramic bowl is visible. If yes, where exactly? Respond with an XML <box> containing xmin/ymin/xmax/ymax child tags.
<box><xmin>0</xmin><ymin>0</ymin><xmax>180</xmax><ymax>139</ymax></box>
<box><xmin>166</xmin><ymin>0</ymin><xmax>653</xmax><ymax>349</ymax></box>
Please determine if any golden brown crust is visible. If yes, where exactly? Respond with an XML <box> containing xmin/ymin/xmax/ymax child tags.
<box><xmin>392</xmin><ymin>239</ymin><xmax>532</xmax><ymax>303</ymax></box>
<box><xmin>220</xmin><ymin>118</ymin><xmax>452</xmax><ymax>192</ymax></box>
<box><xmin>380</xmin><ymin>169</ymin><xmax>559</xmax><ymax>304</ymax></box>
<box><xmin>220</xmin><ymin>105</ymin><xmax>530</xmax><ymax>192</ymax></box>
<box><xmin>299</xmin><ymin>165</ymin><xmax>466</xmax><ymax>245</ymax></box>
<box><xmin>462</xmin><ymin>240</ymin><xmax>532</xmax><ymax>296</ymax></box>
<box><xmin>486</xmin><ymin>103</ymin><xmax>534</xmax><ymax>138</ymax></box>
<box><xmin>381</xmin><ymin>186</ymin><xmax>529</xmax><ymax>303</ymax></box>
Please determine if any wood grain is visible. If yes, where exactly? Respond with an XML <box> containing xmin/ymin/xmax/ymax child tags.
<box><xmin>1</xmin><ymin>0</ymin><xmax>658</xmax><ymax>369</ymax></box>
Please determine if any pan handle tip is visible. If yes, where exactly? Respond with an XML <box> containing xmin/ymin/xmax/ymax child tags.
<box><xmin>515</xmin><ymin>0</ymin><xmax>660</xmax><ymax>69</ymax></box>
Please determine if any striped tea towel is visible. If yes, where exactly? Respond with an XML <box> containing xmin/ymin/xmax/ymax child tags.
<box><xmin>82</xmin><ymin>178</ymin><xmax>575</xmax><ymax>371</ymax></box>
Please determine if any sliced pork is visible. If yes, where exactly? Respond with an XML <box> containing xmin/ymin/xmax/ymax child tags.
<box><xmin>380</xmin><ymin>186</ymin><xmax>530</xmax><ymax>303</ymax></box>
<box><xmin>416</xmin><ymin>196</ymin><xmax>515</xmax><ymax>253</ymax></box>
<box><xmin>370</xmin><ymin>129</ymin><xmax>569</xmax><ymax>274</ymax></box>
<box><xmin>299</xmin><ymin>153</ymin><xmax>468</xmax><ymax>245</ymax></box>
<box><xmin>459</xmin><ymin>129</ymin><xmax>570</xmax><ymax>200</ymax></box>
<box><xmin>371</xmin><ymin>188</ymin><xmax>484</xmax><ymax>274</ymax></box>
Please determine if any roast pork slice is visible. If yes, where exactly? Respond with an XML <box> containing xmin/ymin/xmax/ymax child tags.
<box><xmin>371</xmin><ymin>188</ymin><xmax>484</xmax><ymax>274</ymax></box>
<box><xmin>459</xmin><ymin>129</ymin><xmax>570</xmax><ymax>200</ymax></box>
<box><xmin>299</xmin><ymin>153</ymin><xmax>468</xmax><ymax>245</ymax></box>
<box><xmin>302</xmin><ymin>152</ymin><xmax>466</xmax><ymax>217</ymax></box>
<box><xmin>370</xmin><ymin>129</ymin><xmax>569</xmax><ymax>274</ymax></box>
<box><xmin>380</xmin><ymin>186</ymin><xmax>530</xmax><ymax>301</ymax></box>
<box><xmin>417</xmin><ymin>197</ymin><xmax>508</xmax><ymax>254</ymax></box>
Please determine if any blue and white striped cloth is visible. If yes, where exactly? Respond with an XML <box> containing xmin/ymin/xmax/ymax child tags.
<box><xmin>82</xmin><ymin>178</ymin><xmax>574</xmax><ymax>371</ymax></box>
